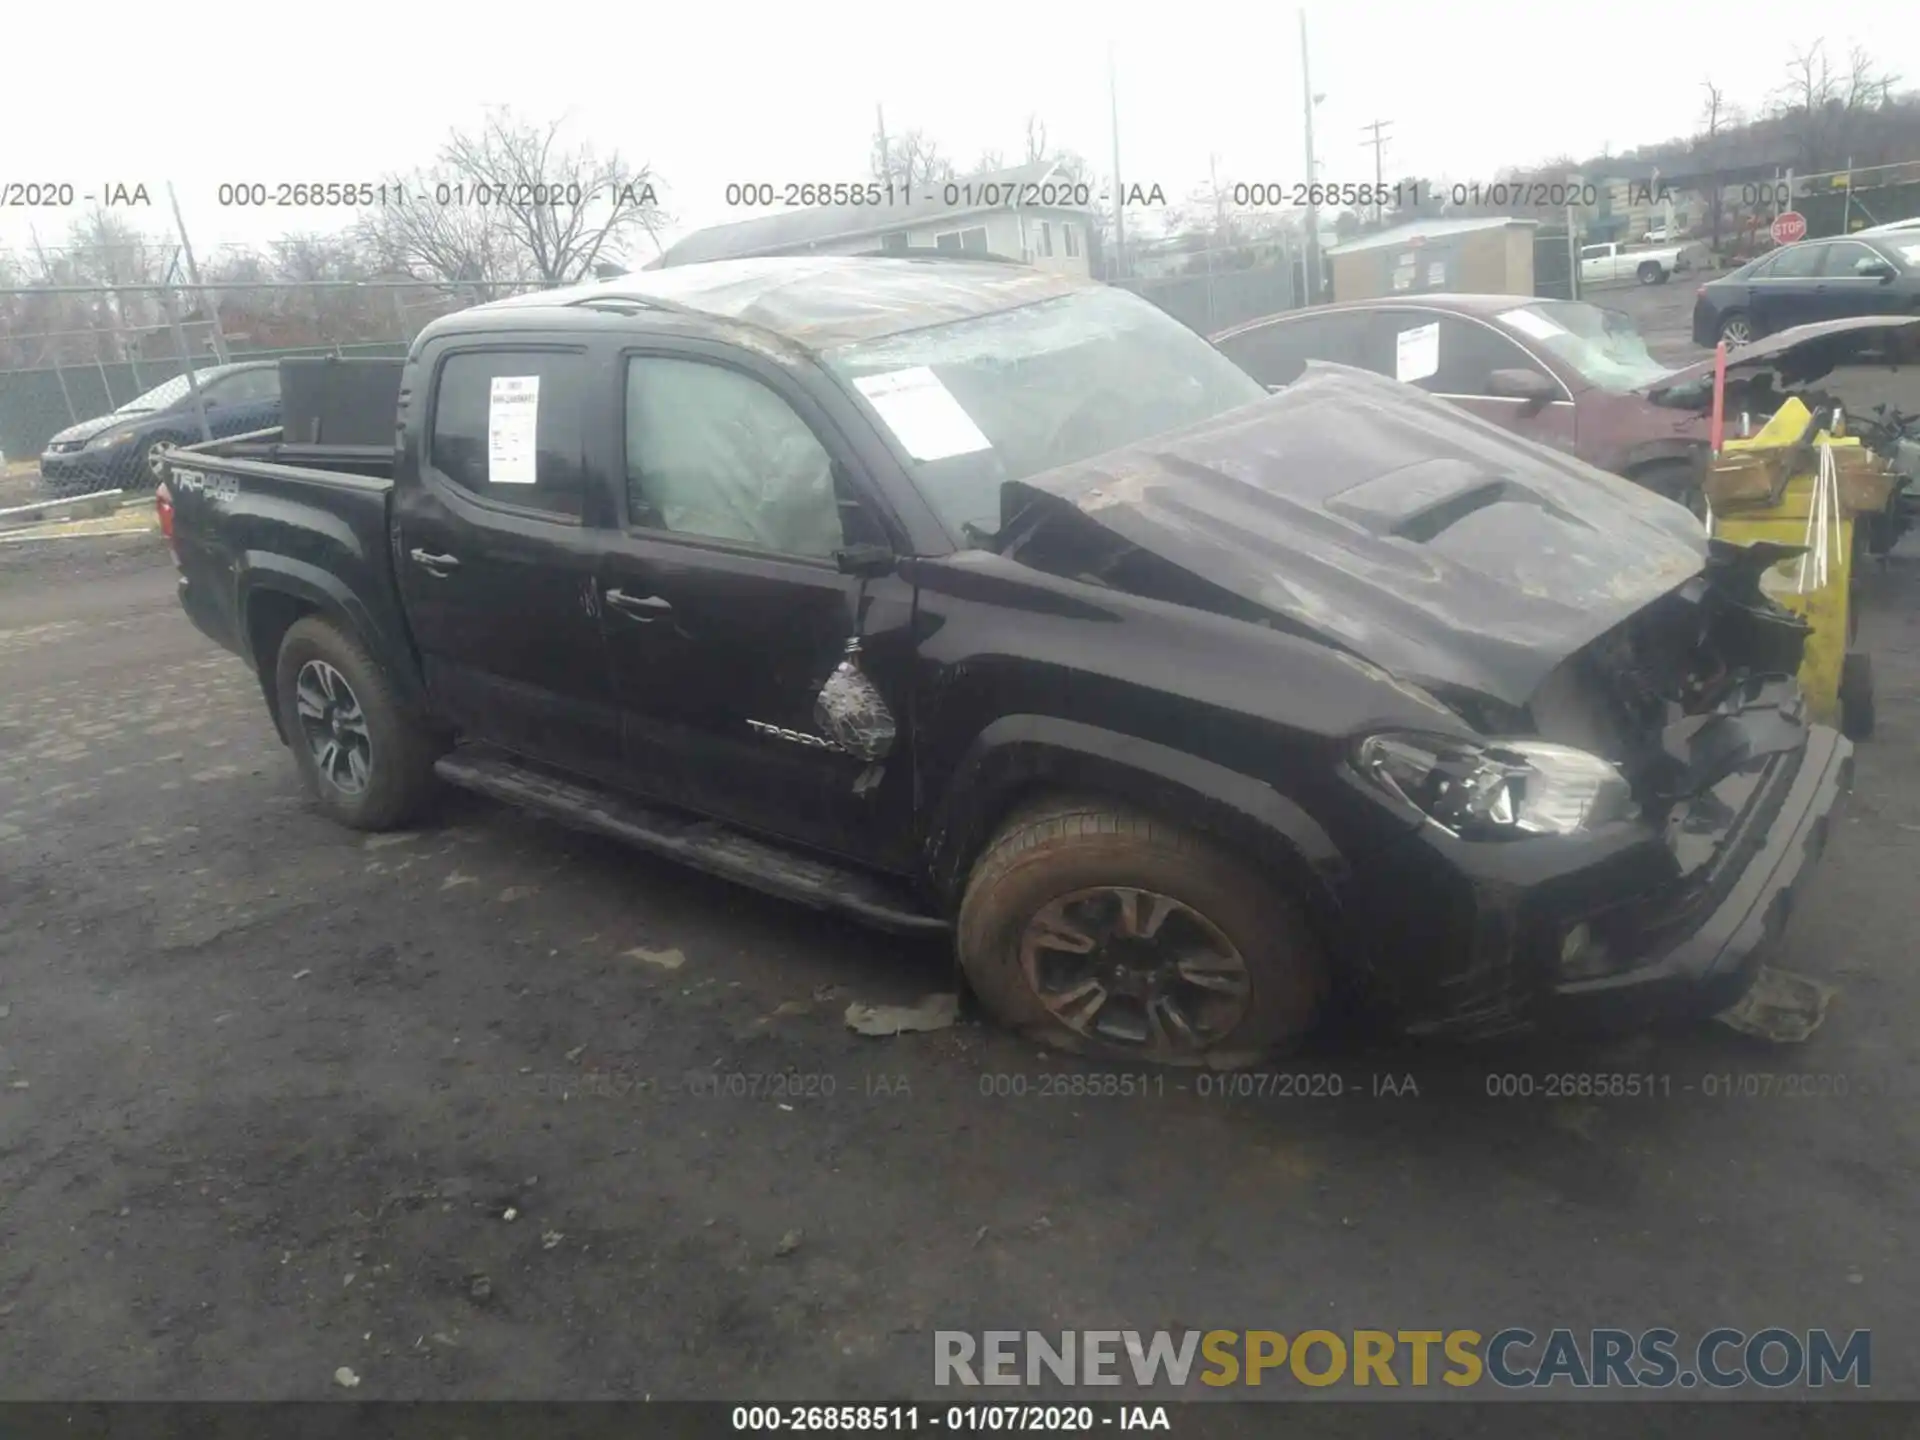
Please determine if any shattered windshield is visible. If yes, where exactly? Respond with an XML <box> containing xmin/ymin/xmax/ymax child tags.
<box><xmin>1498</xmin><ymin>301</ymin><xmax>1673</xmax><ymax>394</ymax></box>
<box><xmin>825</xmin><ymin>286</ymin><xmax>1265</xmax><ymax>541</ymax></box>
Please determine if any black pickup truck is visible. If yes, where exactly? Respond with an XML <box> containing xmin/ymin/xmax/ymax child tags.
<box><xmin>162</xmin><ymin>256</ymin><xmax>1851</xmax><ymax>1066</ymax></box>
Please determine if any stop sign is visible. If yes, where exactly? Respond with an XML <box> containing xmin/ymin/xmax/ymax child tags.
<box><xmin>1772</xmin><ymin>211</ymin><xmax>1808</xmax><ymax>245</ymax></box>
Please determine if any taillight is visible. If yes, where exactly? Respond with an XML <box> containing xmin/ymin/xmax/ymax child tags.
<box><xmin>155</xmin><ymin>481</ymin><xmax>178</xmax><ymax>561</ymax></box>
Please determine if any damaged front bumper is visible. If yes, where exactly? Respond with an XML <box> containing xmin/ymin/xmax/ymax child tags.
<box><xmin>1344</xmin><ymin>705</ymin><xmax>1853</xmax><ymax>1040</ymax></box>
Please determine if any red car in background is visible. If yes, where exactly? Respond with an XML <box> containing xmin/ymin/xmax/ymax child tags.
<box><xmin>1213</xmin><ymin>295</ymin><xmax>1715</xmax><ymax>502</ymax></box>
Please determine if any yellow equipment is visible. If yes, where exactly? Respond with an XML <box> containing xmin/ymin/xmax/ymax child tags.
<box><xmin>1706</xmin><ymin>396</ymin><xmax>1896</xmax><ymax>738</ymax></box>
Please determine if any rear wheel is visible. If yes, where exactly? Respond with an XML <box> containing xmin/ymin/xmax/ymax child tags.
<box><xmin>1719</xmin><ymin>311</ymin><xmax>1753</xmax><ymax>347</ymax></box>
<box><xmin>956</xmin><ymin>797</ymin><xmax>1326</xmax><ymax>1068</ymax></box>
<box><xmin>1637</xmin><ymin>261</ymin><xmax>1664</xmax><ymax>285</ymax></box>
<box><xmin>274</xmin><ymin>616</ymin><xmax>441</xmax><ymax>830</ymax></box>
<box><xmin>138</xmin><ymin>436</ymin><xmax>179</xmax><ymax>490</ymax></box>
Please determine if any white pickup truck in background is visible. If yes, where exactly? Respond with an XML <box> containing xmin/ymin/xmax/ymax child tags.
<box><xmin>1579</xmin><ymin>239</ymin><xmax>1701</xmax><ymax>287</ymax></box>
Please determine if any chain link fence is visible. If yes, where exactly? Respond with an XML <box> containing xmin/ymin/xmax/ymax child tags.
<box><xmin>0</xmin><ymin>279</ymin><xmax>565</xmax><ymax>471</ymax></box>
<box><xmin>1110</xmin><ymin>233</ymin><xmax>1301</xmax><ymax>336</ymax></box>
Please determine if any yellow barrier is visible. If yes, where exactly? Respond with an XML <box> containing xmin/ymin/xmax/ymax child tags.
<box><xmin>1711</xmin><ymin>398</ymin><xmax>1875</xmax><ymax>736</ymax></box>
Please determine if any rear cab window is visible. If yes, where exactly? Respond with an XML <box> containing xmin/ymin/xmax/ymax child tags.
<box><xmin>426</xmin><ymin>350</ymin><xmax>588</xmax><ymax>522</ymax></box>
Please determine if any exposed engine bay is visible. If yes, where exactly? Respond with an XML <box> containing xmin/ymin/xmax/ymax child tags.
<box><xmin>1530</xmin><ymin>540</ymin><xmax>1812</xmax><ymax>810</ymax></box>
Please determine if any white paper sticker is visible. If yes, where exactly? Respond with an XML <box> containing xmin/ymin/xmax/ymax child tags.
<box><xmin>1426</xmin><ymin>261</ymin><xmax>1447</xmax><ymax>288</ymax></box>
<box><xmin>488</xmin><ymin>375</ymin><xmax>540</xmax><ymax>485</ymax></box>
<box><xmin>853</xmin><ymin>367</ymin><xmax>992</xmax><ymax>462</ymax></box>
<box><xmin>1500</xmin><ymin>307</ymin><xmax>1570</xmax><ymax>341</ymax></box>
<box><xmin>1395</xmin><ymin>323</ymin><xmax>1440</xmax><ymax>383</ymax></box>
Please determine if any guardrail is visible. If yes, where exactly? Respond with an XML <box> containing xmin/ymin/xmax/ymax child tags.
<box><xmin>0</xmin><ymin>489</ymin><xmax>130</xmax><ymax>528</ymax></box>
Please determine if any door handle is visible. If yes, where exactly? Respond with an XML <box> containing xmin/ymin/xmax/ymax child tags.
<box><xmin>604</xmin><ymin>587</ymin><xmax>673</xmax><ymax>620</ymax></box>
<box><xmin>409</xmin><ymin>548</ymin><xmax>461</xmax><ymax>575</ymax></box>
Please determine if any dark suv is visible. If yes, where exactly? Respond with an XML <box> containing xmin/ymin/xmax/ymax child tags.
<box><xmin>37</xmin><ymin>361</ymin><xmax>282</xmax><ymax>496</ymax></box>
<box><xmin>163</xmin><ymin>258</ymin><xmax>1850</xmax><ymax>1066</ymax></box>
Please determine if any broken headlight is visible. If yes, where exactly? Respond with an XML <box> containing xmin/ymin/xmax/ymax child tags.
<box><xmin>1355</xmin><ymin>734</ymin><xmax>1639</xmax><ymax>839</ymax></box>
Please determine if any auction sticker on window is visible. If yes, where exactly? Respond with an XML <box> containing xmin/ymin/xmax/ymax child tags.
<box><xmin>853</xmin><ymin>367</ymin><xmax>992</xmax><ymax>462</ymax></box>
<box><xmin>1500</xmin><ymin>307</ymin><xmax>1570</xmax><ymax>342</ymax></box>
<box><xmin>488</xmin><ymin>375</ymin><xmax>540</xmax><ymax>485</ymax></box>
<box><xmin>1395</xmin><ymin>323</ymin><xmax>1440</xmax><ymax>383</ymax></box>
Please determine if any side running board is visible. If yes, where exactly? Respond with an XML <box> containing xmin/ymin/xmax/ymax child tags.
<box><xmin>434</xmin><ymin>746</ymin><xmax>948</xmax><ymax>935</ymax></box>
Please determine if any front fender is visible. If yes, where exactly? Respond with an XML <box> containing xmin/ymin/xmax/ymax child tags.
<box><xmin>923</xmin><ymin>713</ymin><xmax>1352</xmax><ymax>922</ymax></box>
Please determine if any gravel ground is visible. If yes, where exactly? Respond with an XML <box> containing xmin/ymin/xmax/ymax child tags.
<box><xmin>2</xmin><ymin>359</ymin><xmax>1920</xmax><ymax>1410</ymax></box>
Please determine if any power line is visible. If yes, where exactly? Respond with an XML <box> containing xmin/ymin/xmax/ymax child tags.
<box><xmin>1360</xmin><ymin>118</ymin><xmax>1393</xmax><ymax>223</ymax></box>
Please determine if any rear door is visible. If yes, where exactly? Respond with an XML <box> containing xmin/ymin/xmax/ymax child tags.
<box><xmin>596</xmin><ymin>339</ymin><xmax>920</xmax><ymax>869</ymax></box>
<box><xmin>1368</xmin><ymin>309</ymin><xmax>1579</xmax><ymax>454</ymax></box>
<box><xmin>1748</xmin><ymin>241</ymin><xmax>1827</xmax><ymax>335</ymax></box>
<box><xmin>392</xmin><ymin>339</ymin><xmax>621</xmax><ymax>773</ymax></box>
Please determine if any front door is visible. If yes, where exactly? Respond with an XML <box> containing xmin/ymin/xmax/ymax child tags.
<box><xmin>194</xmin><ymin>366</ymin><xmax>284</xmax><ymax>438</ymax></box>
<box><xmin>392</xmin><ymin>341</ymin><xmax>620</xmax><ymax>773</ymax></box>
<box><xmin>596</xmin><ymin>343</ymin><xmax>919</xmax><ymax>869</ymax></box>
<box><xmin>1811</xmin><ymin>239</ymin><xmax>1907</xmax><ymax>323</ymax></box>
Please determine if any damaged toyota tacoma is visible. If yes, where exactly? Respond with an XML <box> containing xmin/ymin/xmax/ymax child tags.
<box><xmin>160</xmin><ymin>256</ymin><xmax>1852</xmax><ymax>1066</ymax></box>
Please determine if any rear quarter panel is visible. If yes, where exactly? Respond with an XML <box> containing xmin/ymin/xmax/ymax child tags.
<box><xmin>167</xmin><ymin>453</ymin><xmax>426</xmax><ymax>725</ymax></box>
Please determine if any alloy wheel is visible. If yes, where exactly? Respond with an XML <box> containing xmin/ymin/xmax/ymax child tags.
<box><xmin>293</xmin><ymin>659</ymin><xmax>373</xmax><ymax>795</ymax></box>
<box><xmin>146</xmin><ymin>440</ymin><xmax>177</xmax><ymax>483</ymax></box>
<box><xmin>1018</xmin><ymin>886</ymin><xmax>1252</xmax><ymax>1060</ymax></box>
<box><xmin>1720</xmin><ymin>316</ymin><xmax>1752</xmax><ymax>347</ymax></box>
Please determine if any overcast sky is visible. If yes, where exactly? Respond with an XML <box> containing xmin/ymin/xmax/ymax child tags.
<box><xmin>2</xmin><ymin>0</ymin><xmax>1912</xmax><ymax>269</ymax></box>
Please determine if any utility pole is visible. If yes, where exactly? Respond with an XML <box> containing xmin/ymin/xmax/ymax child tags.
<box><xmin>1360</xmin><ymin>118</ymin><xmax>1392</xmax><ymax>225</ymax></box>
<box><xmin>1299</xmin><ymin>11</ymin><xmax>1321</xmax><ymax>305</ymax></box>
<box><xmin>167</xmin><ymin>182</ymin><xmax>229</xmax><ymax>364</ymax></box>
<box><xmin>875</xmin><ymin>103</ymin><xmax>890</xmax><ymax>185</ymax></box>
<box><xmin>1108</xmin><ymin>41</ymin><xmax>1127</xmax><ymax>279</ymax></box>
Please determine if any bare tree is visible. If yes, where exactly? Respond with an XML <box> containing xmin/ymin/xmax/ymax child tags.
<box><xmin>870</xmin><ymin>128</ymin><xmax>956</xmax><ymax>191</ymax></box>
<box><xmin>359</xmin><ymin>109</ymin><xmax>667</xmax><ymax>293</ymax></box>
<box><xmin>441</xmin><ymin>109</ymin><xmax>668</xmax><ymax>282</ymax></box>
<box><xmin>355</xmin><ymin>168</ymin><xmax>527</xmax><ymax>299</ymax></box>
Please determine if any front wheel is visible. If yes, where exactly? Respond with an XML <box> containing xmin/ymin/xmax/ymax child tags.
<box><xmin>274</xmin><ymin>616</ymin><xmax>441</xmax><ymax>830</ymax></box>
<box><xmin>956</xmin><ymin>798</ymin><xmax>1326</xmax><ymax>1068</ymax></box>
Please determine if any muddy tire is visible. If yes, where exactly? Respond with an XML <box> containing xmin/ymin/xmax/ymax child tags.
<box><xmin>1839</xmin><ymin>652</ymin><xmax>1875</xmax><ymax>741</ymax></box>
<box><xmin>956</xmin><ymin>797</ymin><xmax>1326</xmax><ymax>1068</ymax></box>
<box><xmin>274</xmin><ymin>616</ymin><xmax>441</xmax><ymax>830</ymax></box>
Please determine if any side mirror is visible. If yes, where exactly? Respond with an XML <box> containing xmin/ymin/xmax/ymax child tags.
<box><xmin>1856</xmin><ymin>257</ymin><xmax>1898</xmax><ymax>281</ymax></box>
<box><xmin>1487</xmin><ymin>368</ymin><xmax>1557</xmax><ymax>409</ymax></box>
<box><xmin>834</xmin><ymin>542</ymin><xmax>895</xmax><ymax>578</ymax></box>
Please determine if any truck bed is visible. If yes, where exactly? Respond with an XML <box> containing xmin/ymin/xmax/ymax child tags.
<box><xmin>165</xmin><ymin>433</ymin><xmax>418</xmax><ymax>710</ymax></box>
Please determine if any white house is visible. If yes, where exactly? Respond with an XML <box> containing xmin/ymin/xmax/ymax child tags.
<box><xmin>656</xmin><ymin>161</ymin><xmax>1099</xmax><ymax>276</ymax></box>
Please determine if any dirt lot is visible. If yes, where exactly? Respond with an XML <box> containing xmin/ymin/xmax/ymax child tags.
<box><xmin>3</xmin><ymin>377</ymin><xmax>1920</xmax><ymax>1406</ymax></box>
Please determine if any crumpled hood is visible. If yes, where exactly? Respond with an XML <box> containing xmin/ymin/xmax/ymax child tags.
<box><xmin>44</xmin><ymin>414</ymin><xmax>126</xmax><ymax>447</ymax></box>
<box><xmin>1645</xmin><ymin>314</ymin><xmax>1920</xmax><ymax>401</ymax></box>
<box><xmin>1000</xmin><ymin>364</ymin><xmax>1709</xmax><ymax>708</ymax></box>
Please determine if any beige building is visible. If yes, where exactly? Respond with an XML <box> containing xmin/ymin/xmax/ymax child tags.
<box><xmin>656</xmin><ymin>161</ymin><xmax>1097</xmax><ymax>277</ymax></box>
<box><xmin>1324</xmin><ymin>217</ymin><xmax>1538</xmax><ymax>302</ymax></box>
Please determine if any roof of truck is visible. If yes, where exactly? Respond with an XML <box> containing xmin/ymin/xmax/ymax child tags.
<box><xmin>462</xmin><ymin>256</ymin><xmax>1092</xmax><ymax>350</ymax></box>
